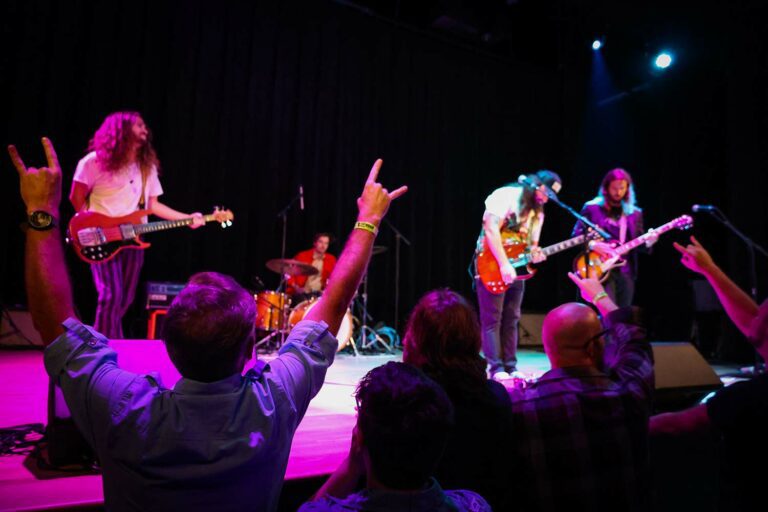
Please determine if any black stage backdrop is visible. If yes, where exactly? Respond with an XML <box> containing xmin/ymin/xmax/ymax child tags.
<box><xmin>2</xmin><ymin>0</ymin><xmax>767</xmax><ymax>351</ymax></box>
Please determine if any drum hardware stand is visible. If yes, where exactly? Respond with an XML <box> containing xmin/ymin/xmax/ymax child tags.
<box><xmin>275</xmin><ymin>187</ymin><xmax>303</xmax><ymax>346</ymax></box>
<box><xmin>382</xmin><ymin>218</ymin><xmax>411</xmax><ymax>331</ymax></box>
<box><xmin>355</xmin><ymin>272</ymin><xmax>392</xmax><ymax>353</ymax></box>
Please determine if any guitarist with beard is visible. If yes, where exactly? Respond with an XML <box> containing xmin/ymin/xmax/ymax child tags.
<box><xmin>571</xmin><ymin>168</ymin><xmax>657</xmax><ymax>308</ymax></box>
<box><xmin>69</xmin><ymin>112</ymin><xmax>205</xmax><ymax>338</ymax></box>
<box><xmin>475</xmin><ymin>170</ymin><xmax>562</xmax><ymax>381</ymax></box>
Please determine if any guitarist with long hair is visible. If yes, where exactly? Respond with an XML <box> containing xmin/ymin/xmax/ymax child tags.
<box><xmin>69</xmin><ymin>112</ymin><xmax>205</xmax><ymax>338</ymax></box>
<box><xmin>571</xmin><ymin>168</ymin><xmax>657</xmax><ymax>308</ymax></box>
<box><xmin>475</xmin><ymin>170</ymin><xmax>562</xmax><ymax>381</ymax></box>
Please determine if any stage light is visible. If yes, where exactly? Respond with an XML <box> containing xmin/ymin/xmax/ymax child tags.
<box><xmin>592</xmin><ymin>39</ymin><xmax>602</xmax><ymax>51</ymax></box>
<box><xmin>654</xmin><ymin>52</ymin><xmax>673</xmax><ymax>69</ymax></box>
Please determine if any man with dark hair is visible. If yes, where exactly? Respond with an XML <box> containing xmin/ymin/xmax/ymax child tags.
<box><xmin>287</xmin><ymin>232</ymin><xmax>337</xmax><ymax>298</ymax></box>
<box><xmin>300</xmin><ymin>362</ymin><xmax>491</xmax><ymax>511</ymax></box>
<box><xmin>508</xmin><ymin>272</ymin><xmax>654</xmax><ymax>511</ymax></box>
<box><xmin>474</xmin><ymin>169</ymin><xmax>562</xmax><ymax>380</ymax></box>
<box><xmin>8</xmin><ymin>138</ymin><xmax>406</xmax><ymax>512</ymax></box>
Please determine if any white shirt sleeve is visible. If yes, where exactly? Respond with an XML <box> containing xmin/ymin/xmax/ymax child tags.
<box><xmin>72</xmin><ymin>152</ymin><xmax>98</xmax><ymax>188</ymax></box>
<box><xmin>145</xmin><ymin>165</ymin><xmax>164</xmax><ymax>198</ymax></box>
<box><xmin>484</xmin><ymin>186</ymin><xmax>522</xmax><ymax>220</ymax></box>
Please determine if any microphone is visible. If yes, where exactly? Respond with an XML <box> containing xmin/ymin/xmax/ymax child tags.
<box><xmin>299</xmin><ymin>185</ymin><xmax>304</xmax><ymax>211</ymax></box>
<box><xmin>692</xmin><ymin>204</ymin><xmax>716</xmax><ymax>213</ymax></box>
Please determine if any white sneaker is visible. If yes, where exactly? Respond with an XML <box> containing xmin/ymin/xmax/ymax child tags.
<box><xmin>509</xmin><ymin>370</ymin><xmax>527</xmax><ymax>380</ymax></box>
<box><xmin>492</xmin><ymin>371</ymin><xmax>511</xmax><ymax>381</ymax></box>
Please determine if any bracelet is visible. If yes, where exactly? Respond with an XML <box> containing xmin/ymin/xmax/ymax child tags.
<box><xmin>354</xmin><ymin>221</ymin><xmax>378</xmax><ymax>236</ymax></box>
<box><xmin>592</xmin><ymin>291</ymin><xmax>609</xmax><ymax>304</ymax></box>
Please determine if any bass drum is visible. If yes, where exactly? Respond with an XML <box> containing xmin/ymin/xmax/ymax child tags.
<box><xmin>254</xmin><ymin>291</ymin><xmax>290</xmax><ymax>331</ymax></box>
<box><xmin>288</xmin><ymin>299</ymin><xmax>354</xmax><ymax>352</ymax></box>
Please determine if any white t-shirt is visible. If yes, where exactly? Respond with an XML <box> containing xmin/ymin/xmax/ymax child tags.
<box><xmin>480</xmin><ymin>185</ymin><xmax>544</xmax><ymax>245</ymax></box>
<box><xmin>73</xmin><ymin>151</ymin><xmax>163</xmax><ymax>217</ymax></box>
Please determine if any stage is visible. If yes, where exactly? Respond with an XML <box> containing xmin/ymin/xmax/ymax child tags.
<box><xmin>0</xmin><ymin>340</ymin><xmax>552</xmax><ymax>511</ymax></box>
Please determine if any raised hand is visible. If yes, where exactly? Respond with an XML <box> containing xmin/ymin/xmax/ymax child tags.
<box><xmin>568</xmin><ymin>271</ymin><xmax>608</xmax><ymax>304</ymax></box>
<box><xmin>8</xmin><ymin>137</ymin><xmax>62</xmax><ymax>213</ymax></box>
<box><xmin>672</xmin><ymin>236</ymin><xmax>715</xmax><ymax>275</ymax></box>
<box><xmin>356</xmin><ymin>159</ymin><xmax>407</xmax><ymax>225</ymax></box>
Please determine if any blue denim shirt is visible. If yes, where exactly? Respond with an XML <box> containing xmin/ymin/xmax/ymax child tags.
<box><xmin>44</xmin><ymin>318</ymin><xmax>337</xmax><ymax>512</ymax></box>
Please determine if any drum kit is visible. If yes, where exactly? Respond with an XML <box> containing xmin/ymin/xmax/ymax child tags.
<box><xmin>253</xmin><ymin>248</ymin><xmax>391</xmax><ymax>354</ymax></box>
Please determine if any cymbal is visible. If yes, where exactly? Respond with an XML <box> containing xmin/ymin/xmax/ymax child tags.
<box><xmin>266</xmin><ymin>258</ymin><xmax>319</xmax><ymax>276</ymax></box>
<box><xmin>372</xmin><ymin>246</ymin><xmax>388</xmax><ymax>255</ymax></box>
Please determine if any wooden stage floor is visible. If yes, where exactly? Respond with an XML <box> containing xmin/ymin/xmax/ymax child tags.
<box><xmin>0</xmin><ymin>340</ymin><xmax>551</xmax><ymax>511</ymax></box>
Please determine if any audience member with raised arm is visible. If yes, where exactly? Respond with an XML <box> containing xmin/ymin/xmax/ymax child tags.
<box><xmin>8</xmin><ymin>138</ymin><xmax>406</xmax><ymax>512</ymax></box>
<box><xmin>650</xmin><ymin>236</ymin><xmax>768</xmax><ymax>511</ymax></box>
<box><xmin>508</xmin><ymin>272</ymin><xmax>654</xmax><ymax>511</ymax></box>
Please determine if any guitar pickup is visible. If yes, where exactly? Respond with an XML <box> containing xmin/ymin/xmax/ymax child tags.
<box><xmin>76</xmin><ymin>227</ymin><xmax>107</xmax><ymax>247</ymax></box>
<box><xmin>119</xmin><ymin>223</ymin><xmax>137</xmax><ymax>239</ymax></box>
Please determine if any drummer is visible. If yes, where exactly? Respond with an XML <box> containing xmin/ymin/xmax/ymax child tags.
<box><xmin>286</xmin><ymin>233</ymin><xmax>336</xmax><ymax>302</ymax></box>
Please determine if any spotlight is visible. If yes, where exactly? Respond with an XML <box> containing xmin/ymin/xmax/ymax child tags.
<box><xmin>654</xmin><ymin>52</ymin><xmax>673</xmax><ymax>69</ymax></box>
<box><xmin>592</xmin><ymin>39</ymin><xmax>602</xmax><ymax>50</ymax></box>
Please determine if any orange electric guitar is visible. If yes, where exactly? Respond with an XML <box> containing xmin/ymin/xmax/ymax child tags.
<box><xmin>573</xmin><ymin>214</ymin><xmax>693</xmax><ymax>281</ymax></box>
<box><xmin>476</xmin><ymin>230</ymin><xmax>600</xmax><ymax>294</ymax></box>
<box><xmin>68</xmin><ymin>207</ymin><xmax>234</xmax><ymax>263</ymax></box>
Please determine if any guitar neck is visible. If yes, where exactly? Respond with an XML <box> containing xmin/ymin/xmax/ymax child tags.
<box><xmin>615</xmin><ymin>220</ymin><xmax>678</xmax><ymax>255</ymax></box>
<box><xmin>134</xmin><ymin>214</ymin><xmax>218</xmax><ymax>235</ymax></box>
<box><xmin>541</xmin><ymin>234</ymin><xmax>587</xmax><ymax>257</ymax></box>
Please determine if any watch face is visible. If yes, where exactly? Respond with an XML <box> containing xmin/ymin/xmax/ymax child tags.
<box><xmin>29</xmin><ymin>210</ymin><xmax>54</xmax><ymax>229</ymax></box>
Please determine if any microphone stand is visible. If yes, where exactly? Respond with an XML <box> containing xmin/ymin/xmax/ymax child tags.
<box><xmin>543</xmin><ymin>189</ymin><xmax>612</xmax><ymax>241</ymax></box>
<box><xmin>273</xmin><ymin>191</ymin><xmax>302</xmax><ymax>347</ymax></box>
<box><xmin>704</xmin><ymin>207</ymin><xmax>768</xmax><ymax>374</ymax></box>
<box><xmin>383</xmin><ymin>218</ymin><xmax>411</xmax><ymax>335</ymax></box>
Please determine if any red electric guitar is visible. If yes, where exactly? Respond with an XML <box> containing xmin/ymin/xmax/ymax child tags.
<box><xmin>68</xmin><ymin>207</ymin><xmax>234</xmax><ymax>263</ymax></box>
<box><xmin>476</xmin><ymin>230</ymin><xmax>601</xmax><ymax>294</ymax></box>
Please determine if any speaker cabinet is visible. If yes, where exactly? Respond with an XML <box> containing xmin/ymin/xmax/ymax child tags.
<box><xmin>651</xmin><ymin>342</ymin><xmax>723</xmax><ymax>411</ymax></box>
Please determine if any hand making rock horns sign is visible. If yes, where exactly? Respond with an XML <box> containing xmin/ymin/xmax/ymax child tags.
<box><xmin>8</xmin><ymin>137</ymin><xmax>63</xmax><ymax>215</ymax></box>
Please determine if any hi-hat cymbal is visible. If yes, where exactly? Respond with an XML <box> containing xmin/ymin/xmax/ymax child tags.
<box><xmin>372</xmin><ymin>246</ymin><xmax>388</xmax><ymax>255</ymax></box>
<box><xmin>266</xmin><ymin>258</ymin><xmax>319</xmax><ymax>276</ymax></box>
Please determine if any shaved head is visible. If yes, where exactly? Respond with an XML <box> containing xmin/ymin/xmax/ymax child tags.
<box><xmin>542</xmin><ymin>303</ymin><xmax>604</xmax><ymax>369</ymax></box>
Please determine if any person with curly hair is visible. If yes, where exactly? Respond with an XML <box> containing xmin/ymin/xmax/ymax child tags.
<box><xmin>69</xmin><ymin>112</ymin><xmax>205</xmax><ymax>338</ymax></box>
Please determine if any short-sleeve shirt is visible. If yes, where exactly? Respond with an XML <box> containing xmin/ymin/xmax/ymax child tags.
<box><xmin>73</xmin><ymin>151</ymin><xmax>163</xmax><ymax>217</ymax></box>
<box><xmin>476</xmin><ymin>184</ymin><xmax>543</xmax><ymax>250</ymax></box>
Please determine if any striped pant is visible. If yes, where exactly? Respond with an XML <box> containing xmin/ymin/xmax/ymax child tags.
<box><xmin>91</xmin><ymin>249</ymin><xmax>144</xmax><ymax>338</ymax></box>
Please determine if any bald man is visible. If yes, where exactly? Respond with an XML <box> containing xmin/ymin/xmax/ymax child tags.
<box><xmin>508</xmin><ymin>273</ymin><xmax>654</xmax><ymax>512</ymax></box>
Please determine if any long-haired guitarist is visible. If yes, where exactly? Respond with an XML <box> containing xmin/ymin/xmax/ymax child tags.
<box><xmin>571</xmin><ymin>168</ymin><xmax>656</xmax><ymax>308</ymax></box>
<box><xmin>69</xmin><ymin>112</ymin><xmax>204</xmax><ymax>338</ymax></box>
<box><xmin>475</xmin><ymin>170</ymin><xmax>562</xmax><ymax>381</ymax></box>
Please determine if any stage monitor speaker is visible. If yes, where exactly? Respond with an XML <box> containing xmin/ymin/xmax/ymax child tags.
<box><xmin>519</xmin><ymin>313</ymin><xmax>545</xmax><ymax>347</ymax></box>
<box><xmin>1</xmin><ymin>309</ymin><xmax>44</xmax><ymax>347</ymax></box>
<box><xmin>651</xmin><ymin>342</ymin><xmax>723</xmax><ymax>412</ymax></box>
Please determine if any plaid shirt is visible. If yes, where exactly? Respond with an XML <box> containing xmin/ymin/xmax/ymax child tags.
<box><xmin>509</xmin><ymin>307</ymin><xmax>653</xmax><ymax>512</ymax></box>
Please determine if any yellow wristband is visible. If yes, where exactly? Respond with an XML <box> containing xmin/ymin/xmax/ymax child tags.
<box><xmin>355</xmin><ymin>221</ymin><xmax>378</xmax><ymax>236</ymax></box>
<box><xmin>592</xmin><ymin>291</ymin><xmax>609</xmax><ymax>304</ymax></box>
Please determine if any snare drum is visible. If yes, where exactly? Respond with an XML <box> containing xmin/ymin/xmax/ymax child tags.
<box><xmin>288</xmin><ymin>299</ymin><xmax>354</xmax><ymax>351</ymax></box>
<box><xmin>254</xmin><ymin>291</ymin><xmax>290</xmax><ymax>331</ymax></box>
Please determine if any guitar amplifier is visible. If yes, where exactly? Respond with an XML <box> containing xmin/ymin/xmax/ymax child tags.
<box><xmin>146</xmin><ymin>282</ymin><xmax>186</xmax><ymax>310</ymax></box>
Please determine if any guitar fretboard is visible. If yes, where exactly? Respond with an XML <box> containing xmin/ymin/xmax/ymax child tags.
<box><xmin>542</xmin><ymin>234</ymin><xmax>587</xmax><ymax>256</ymax></box>
<box><xmin>615</xmin><ymin>220</ymin><xmax>680</xmax><ymax>256</ymax></box>
<box><xmin>134</xmin><ymin>214</ymin><xmax>218</xmax><ymax>235</ymax></box>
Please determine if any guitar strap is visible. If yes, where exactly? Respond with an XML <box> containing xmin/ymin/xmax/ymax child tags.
<box><xmin>619</xmin><ymin>214</ymin><xmax>627</xmax><ymax>244</ymax></box>
<box><xmin>138</xmin><ymin>165</ymin><xmax>148</xmax><ymax>210</ymax></box>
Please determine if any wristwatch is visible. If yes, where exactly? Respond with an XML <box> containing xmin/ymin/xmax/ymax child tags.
<box><xmin>27</xmin><ymin>210</ymin><xmax>57</xmax><ymax>231</ymax></box>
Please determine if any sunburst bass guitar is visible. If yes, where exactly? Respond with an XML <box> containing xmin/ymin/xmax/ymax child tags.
<box><xmin>572</xmin><ymin>214</ymin><xmax>693</xmax><ymax>281</ymax></box>
<box><xmin>68</xmin><ymin>207</ymin><xmax>233</xmax><ymax>263</ymax></box>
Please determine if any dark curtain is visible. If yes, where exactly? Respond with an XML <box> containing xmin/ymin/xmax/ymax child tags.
<box><xmin>2</xmin><ymin>0</ymin><xmax>767</xmax><ymax>344</ymax></box>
